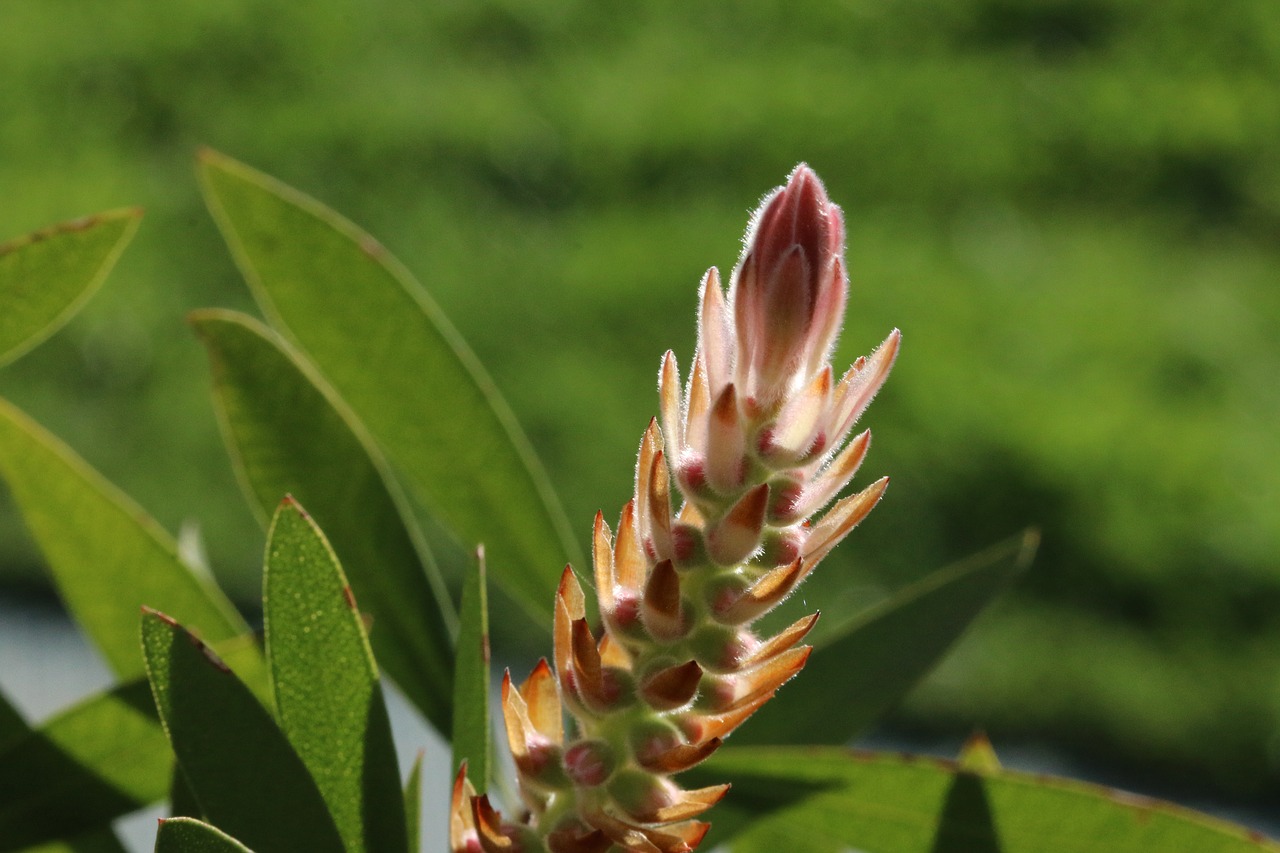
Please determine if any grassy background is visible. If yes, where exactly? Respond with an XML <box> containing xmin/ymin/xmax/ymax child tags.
<box><xmin>1</xmin><ymin>0</ymin><xmax>1277</xmax><ymax>811</ymax></box>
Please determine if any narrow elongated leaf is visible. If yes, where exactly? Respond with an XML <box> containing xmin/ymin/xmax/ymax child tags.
<box><xmin>737</xmin><ymin>531</ymin><xmax>1038</xmax><ymax>746</ymax></box>
<box><xmin>0</xmin><ymin>679</ymin><xmax>166</xmax><ymax>853</ymax></box>
<box><xmin>452</xmin><ymin>547</ymin><xmax>491</xmax><ymax>791</ymax></box>
<box><xmin>0</xmin><ymin>634</ymin><xmax>262</xmax><ymax>853</ymax></box>
<box><xmin>0</xmin><ymin>209</ymin><xmax>141</xmax><ymax>367</ymax></box>
<box><xmin>168</xmin><ymin>764</ymin><xmax>202</xmax><ymax>820</ymax></box>
<box><xmin>154</xmin><ymin>818</ymin><xmax>251</xmax><ymax>853</ymax></box>
<box><xmin>140</xmin><ymin>610</ymin><xmax>344</xmax><ymax>853</ymax></box>
<box><xmin>192</xmin><ymin>309</ymin><xmax>455</xmax><ymax>732</ymax></box>
<box><xmin>0</xmin><ymin>686</ymin><xmax>141</xmax><ymax>853</ymax></box>
<box><xmin>198</xmin><ymin>150</ymin><xmax>580</xmax><ymax>627</ymax></box>
<box><xmin>263</xmin><ymin>499</ymin><xmax>406</xmax><ymax>853</ymax></box>
<box><xmin>0</xmin><ymin>689</ymin><xmax>24</xmax><ymax>753</ymax></box>
<box><xmin>695</xmin><ymin>747</ymin><xmax>1279</xmax><ymax>853</ymax></box>
<box><xmin>0</xmin><ymin>398</ymin><xmax>251</xmax><ymax>680</ymax></box>
<box><xmin>403</xmin><ymin>751</ymin><xmax>424</xmax><ymax>853</ymax></box>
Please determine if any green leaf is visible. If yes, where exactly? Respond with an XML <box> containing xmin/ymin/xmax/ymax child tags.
<box><xmin>695</xmin><ymin>747</ymin><xmax>1280</xmax><ymax>853</ymax></box>
<box><xmin>168</xmin><ymin>764</ymin><xmax>202</xmax><ymax>820</ymax></box>
<box><xmin>0</xmin><ymin>398</ymin><xmax>252</xmax><ymax>680</ymax></box>
<box><xmin>737</xmin><ymin>531</ymin><xmax>1038</xmax><ymax>746</ymax></box>
<box><xmin>0</xmin><ymin>679</ymin><xmax>168</xmax><ymax>853</ymax></box>
<box><xmin>0</xmin><ymin>209</ymin><xmax>141</xmax><ymax>367</ymax></box>
<box><xmin>191</xmin><ymin>309</ymin><xmax>455</xmax><ymax>732</ymax></box>
<box><xmin>263</xmin><ymin>499</ymin><xmax>406</xmax><ymax>853</ymax></box>
<box><xmin>0</xmin><ymin>688</ymin><xmax>25</xmax><ymax>753</ymax></box>
<box><xmin>154</xmin><ymin>818</ymin><xmax>252</xmax><ymax>853</ymax></box>
<box><xmin>0</xmin><ymin>686</ymin><xmax>135</xmax><ymax>850</ymax></box>
<box><xmin>403</xmin><ymin>751</ymin><xmax>424</xmax><ymax>853</ymax></box>
<box><xmin>140</xmin><ymin>610</ymin><xmax>344</xmax><ymax>853</ymax></box>
<box><xmin>451</xmin><ymin>546</ymin><xmax>491</xmax><ymax>792</ymax></box>
<box><xmin>0</xmin><ymin>636</ymin><xmax>265</xmax><ymax>853</ymax></box>
<box><xmin>198</xmin><ymin>149</ymin><xmax>580</xmax><ymax>627</ymax></box>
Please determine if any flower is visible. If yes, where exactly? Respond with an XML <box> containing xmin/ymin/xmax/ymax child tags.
<box><xmin>452</xmin><ymin>164</ymin><xmax>899</xmax><ymax>853</ymax></box>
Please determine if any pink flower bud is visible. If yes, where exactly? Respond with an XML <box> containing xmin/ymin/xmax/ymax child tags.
<box><xmin>563</xmin><ymin>740</ymin><xmax>616</xmax><ymax>787</ymax></box>
<box><xmin>731</xmin><ymin>164</ymin><xmax>847</xmax><ymax>410</ymax></box>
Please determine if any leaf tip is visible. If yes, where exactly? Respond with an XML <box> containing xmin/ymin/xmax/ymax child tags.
<box><xmin>958</xmin><ymin>730</ymin><xmax>1001</xmax><ymax>774</ymax></box>
<box><xmin>278</xmin><ymin>493</ymin><xmax>308</xmax><ymax>519</ymax></box>
<box><xmin>142</xmin><ymin>605</ymin><xmax>178</xmax><ymax>627</ymax></box>
<box><xmin>1017</xmin><ymin>527</ymin><xmax>1042</xmax><ymax>569</ymax></box>
<box><xmin>195</xmin><ymin>145</ymin><xmax>226</xmax><ymax>167</ymax></box>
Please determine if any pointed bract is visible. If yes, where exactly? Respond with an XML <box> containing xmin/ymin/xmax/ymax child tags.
<box><xmin>706</xmin><ymin>484</ymin><xmax>769</xmax><ymax>566</ymax></box>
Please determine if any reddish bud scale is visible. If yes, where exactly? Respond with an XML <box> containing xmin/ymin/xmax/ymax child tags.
<box><xmin>605</xmin><ymin>592</ymin><xmax>645</xmax><ymax>641</ymax></box>
<box><xmin>704</xmin><ymin>571</ymin><xmax>752</xmax><ymax>616</ymax></box>
<box><xmin>758</xmin><ymin>528</ymin><xmax>804</xmax><ymax>569</ymax></box>
<box><xmin>564</xmin><ymin>740</ymin><xmax>616</xmax><ymax>787</ymax></box>
<box><xmin>765</xmin><ymin>476</ymin><xmax>805</xmax><ymax>523</ymax></box>
<box><xmin>456</xmin><ymin>165</ymin><xmax>898</xmax><ymax>853</ymax></box>
<box><xmin>516</xmin><ymin>743</ymin><xmax>569</xmax><ymax>791</ymax></box>
<box><xmin>670</xmin><ymin>524</ymin><xmax>701</xmax><ymax>567</ymax></box>
<box><xmin>688</xmin><ymin>623</ymin><xmax>755</xmax><ymax>674</ymax></box>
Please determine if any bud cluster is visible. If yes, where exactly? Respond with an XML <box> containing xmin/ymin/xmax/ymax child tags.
<box><xmin>451</xmin><ymin>165</ymin><xmax>900</xmax><ymax>853</ymax></box>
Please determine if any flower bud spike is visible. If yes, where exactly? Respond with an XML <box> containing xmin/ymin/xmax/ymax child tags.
<box><xmin>706</xmin><ymin>483</ymin><xmax>769</xmax><ymax>566</ymax></box>
<box><xmin>658</xmin><ymin>350</ymin><xmax>683</xmax><ymax>459</ymax></box>
<box><xmin>613</xmin><ymin>500</ymin><xmax>646</xmax><ymax>592</ymax></box>
<box><xmin>740</xmin><ymin>612</ymin><xmax>820</xmax><ymax>668</ymax></box>
<box><xmin>827</xmin><ymin>329</ymin><xmax>900</xmax><ymax>444</ymax></box>
<box><xmin>636</xmin><ymin>737</ymin><xmax>723</xmax><ymax>774</ymax></box>
<box><xmin>642</xmin><ymin>559</ymin><xmax>685</xmax><ymax>640</ymax></box>
<box><xmin>793</xmin><ymin>429</ymin><xmax>871</xmax><ymax>520</ymax></box>
<box><xmin>641</xmin><ymin>659</ymin><xmax>703</xmax><ymax>711</ymax></box>
<box><xmin>696</xmin><ymin>267</ymin><xmax>733</xmax><ymax>398</ymax></box>
<box><xmin>705</xmin><ymin>383</ymin><xmax>746</xmax><ymax>493</ymax></box>
<box><xmin>683</xmin><ymin>351</ymin><xmax>710</xmax><ymax>458</ymax></box>
<box><xmin>491</xmin><ymin>167</ymin><xmax>896</xmax><ymax>851</ymax></box>
<box><xmin>804</xmin><ymin>476</ymin><xmax>889</xmax><ymax>567</ymax></box>
<box><xmin>591</xmin><ymin>512</ymin><xmax>615</xmax><ymax>613</ymax></box>
<box><xmin>713</xmin><ymin>557</ymin><xmax>805</xmax><ymax>625</ymax></box>
<box><xmin>518</xmin><ymin>659</ymin><xmax>563</xmax><ymax>745</ymax></box>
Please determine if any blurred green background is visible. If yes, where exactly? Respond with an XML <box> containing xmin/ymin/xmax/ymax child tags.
<box><xmin>1</xmin><ymin>0</ymin><xmax>1277</xmax><ymax>818</ymax></box>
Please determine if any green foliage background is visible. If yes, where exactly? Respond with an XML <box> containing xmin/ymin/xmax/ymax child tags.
<box><xmin>1</xmin><ymin>0</ymin><xmax>1277</xmax><ymax>812</ymax></box>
